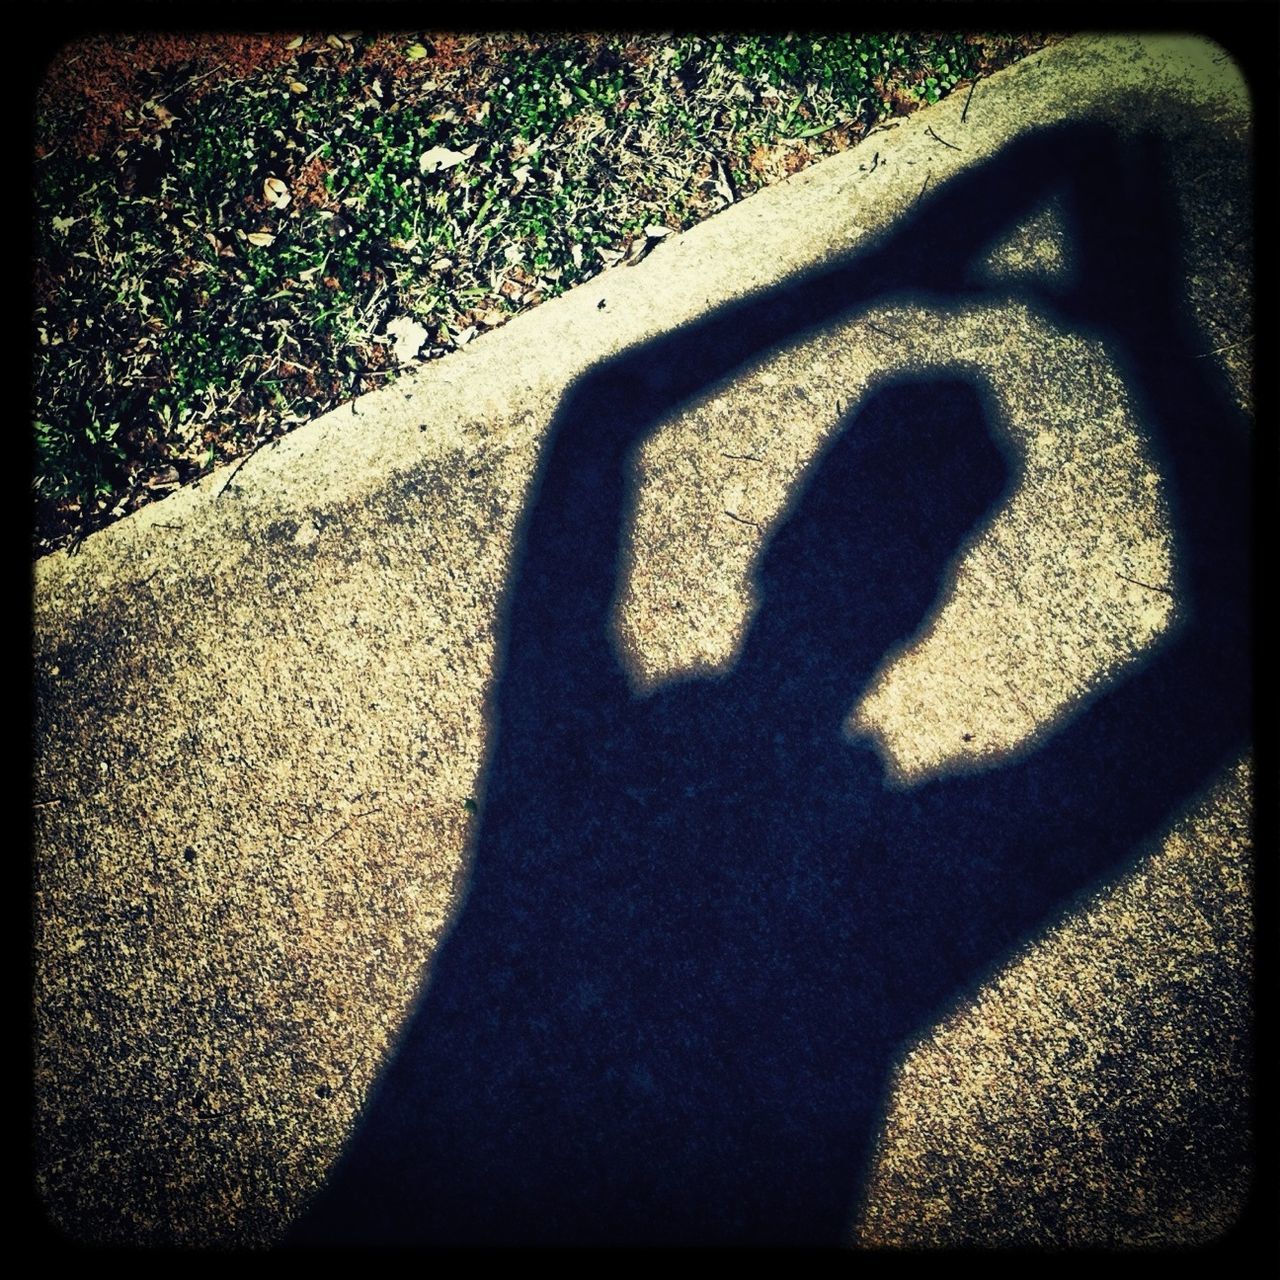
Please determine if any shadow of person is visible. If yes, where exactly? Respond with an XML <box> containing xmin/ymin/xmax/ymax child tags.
<box><xmin>288</xmin><ymin>119</ymin><xmax>1250</xmax><ymax>1247</ymax></box>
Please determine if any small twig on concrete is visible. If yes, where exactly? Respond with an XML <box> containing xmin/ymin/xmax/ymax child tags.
<box><xmin>721</xmin><ymin>451</ymin><xmax>763</xmax><ymax>462</ymax></box>
<box><xmin>864</xmin><ymin>319</ymin><xmax>902</xmax><ymax>341</ymax></box>
<box><xmin>925</xmin><ymin>125</ymin><xmax>961</xmax><ymax>152</ymax></box>
<box><xmin>722</xmin><ymin>510</ymin><xmax>761</xmax><ymax>529</ymax></box>
<box><xmin>217</xmin><ymin>435</ymin><xmax>278</xmax><ymax>498</ymax></box>
<box><xmin>1117</xmin><ymin>571</ymin><xmax>1174</xmax><ymax>597</ymax></box>
<box><xmin>1194</xmin><ymin>335</ymin><xmax>1251</xmax><ymax>358</ymax></box>
<box><xmin>193</xmin><ymin>1100</ymin><xmax>251</xmax><ymax>1123</ymax></box>
<box><xmin>34</xmin><ymin>798</ymin><xmax>64</xmax><ymax>809</ymax></box>
<box><xmin>961</xmin><ymin>78</ymin><xmax>980</xmax><ymax>124</ymax></box>
<box><xmin>913</xmin><ymin>172</ymin><xmax>933</xmax><ymax>207</ymax></box>
<box><xmin>318</xmin><ymin>807</ymin><xmax>384</xmax><ymax>849</ymax></box>
<box><xmin>1008</xmin><ymin>689</ymin><xmax>1038</xmax><ymax>732</ymax></box>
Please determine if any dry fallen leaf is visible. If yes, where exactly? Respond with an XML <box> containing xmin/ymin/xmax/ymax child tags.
<box><xmin>245</xmin><ymin>231</ymin><xmax>276</xmax><ymax>248</ymax></box>
<box><xmin>203</xmin><ymin>231</ymin><xmax>235</xmax><ymax>258</ymax></box>
<box><xmin>286</xmin><ymin>35</ymin><xmax>304</xmax><ymax>51</ymax></box>
<box><xmin>384</xmin><ymin>315</ymin><xmax>430</xmax><ymax>364</ymax></box>
<box><xmin>288</xmin><ymin>80</ymin><xmax>307</xmax><ymax>95</ymax></box>
<box><xmin>419</xmin><ymin>143</ymin><xmax>478</xmax><ymax>175</ymax></box>
<box><xmin>710</xmin><ymin>155</ymin><xmax>736</xmax><ymax>205</ymax></box>
<box><xmin>263</xmin><ymin>176</ymin><xmax>290</xmax><ymax>209</ymax></box>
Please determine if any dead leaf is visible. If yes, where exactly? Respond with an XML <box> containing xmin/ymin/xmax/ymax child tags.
<box><xmin>203</xmin><ymin>231</ymin><xmax>236</xmax><ymax>258</ymax></box>
<box><xmin>153</xmin><ymin>103</ymin><xmax>177</xmax><ymax>129</ymax></box>
<box><xmin>452</xmin><ymin>325</ymin><xmax>477</xmax><ymax>347</ymax></box>
<box><xmin>385</xmin><ymin>315</ymin><xmax>429</xmax><ymax>363</ymax></box>
<box><xmin>263</xmin><ymin>176</ymin><xmax>290</xmax><ymax>209</ymax></box>
<box><xmin>286</xmin><ymin>35</ymin><xmax>304</xmax><ymax>51</ymax></box>
<box><xmin>326</xmin><ymin>35</ymin><xmax>345</xmax><ymax>50</ymax></box>
<box><xmin>710</xmin><ymin>155</ymin><xmax>736</xmax><ymax>205</ymax></box>
<box><xmin>419</xmin><ymin>143</ymin><xmax>478</xmax><ymax>175</ymax></box>
<box><xmin>644</xmin><ymin>225</ymin><xmax>671</xmax><ymax>240</ymax></box>
<box><xmin>288</xmin><ymin>80</ymin><xmax>308</xmax><ymax>95</ymax></box>
<box><xmin>475</xmin><ymin>309</ymin><xmax>506</xmax><ymax>328</ymax></box>
<box><xmin>245</xmin><ymin>231</ymin><xmax>276</xmax><ymax>248</ymax></box>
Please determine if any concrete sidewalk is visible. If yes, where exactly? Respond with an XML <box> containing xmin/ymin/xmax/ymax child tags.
<box><xmin>33</xmin><ymin>35</ymin><xmax>1253</xmax><ymax>1247</ymax></box>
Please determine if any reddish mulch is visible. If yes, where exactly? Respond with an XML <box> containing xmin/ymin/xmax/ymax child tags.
<box><xmin>37</xmin><ymin>33</ymin><xmax>305</xmax><ymax>157</ymax></box>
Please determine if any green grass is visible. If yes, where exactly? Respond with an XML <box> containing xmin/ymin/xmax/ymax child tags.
<box><xmin>32</xmin><ymin>31</ymin><xmax>1045</xmax><ymax>551</ymax></box>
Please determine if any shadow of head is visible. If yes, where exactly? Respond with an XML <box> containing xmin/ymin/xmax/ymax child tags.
<box><xmin>741</xmin><ymin>376</ymin><xmax>1011</xmax><ymax>709</ymax></box>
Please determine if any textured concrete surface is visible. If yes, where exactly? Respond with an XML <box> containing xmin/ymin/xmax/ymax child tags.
<box><xmin>33</xmin><ymin>35</ymin><xmax>1253</xmax><ymax>1247</ymax></box>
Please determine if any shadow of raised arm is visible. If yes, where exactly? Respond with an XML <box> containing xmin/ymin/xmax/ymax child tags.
<box><xmin>901</xmin><ymin>128</ymin><xmax>1251</xmax><ymax>981</ymax></box>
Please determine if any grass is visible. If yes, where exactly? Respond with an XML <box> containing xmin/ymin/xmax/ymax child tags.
<box><xmin>32</xmin><ymin>30</ymin><xmax>1051</xmax><ymax>554</ymax></box>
